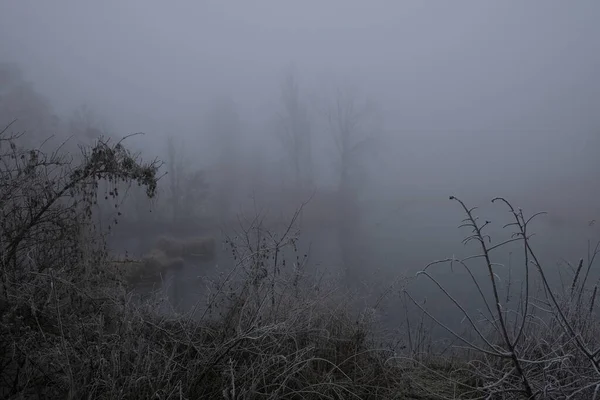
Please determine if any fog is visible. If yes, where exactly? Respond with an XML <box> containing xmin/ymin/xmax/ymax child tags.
<box><xmin>2</xmin><ymin>1</ymin><xmax>600</xmax><ymax>331</ymax></box>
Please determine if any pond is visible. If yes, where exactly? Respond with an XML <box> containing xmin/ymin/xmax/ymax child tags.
<box><xmin>110</xmin><ymin>204</ymin><xmax>600</xmax><ymax>340</ymax></box>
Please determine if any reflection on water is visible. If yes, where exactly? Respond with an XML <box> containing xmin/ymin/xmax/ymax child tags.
<box><xmin>113</xmin><ymin>203</ymin><xmax>600</xmax><ymax>338</ymax></box>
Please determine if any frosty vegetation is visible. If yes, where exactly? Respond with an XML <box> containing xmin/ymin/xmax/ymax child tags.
<box><xmin>1</xmin><ymin>46</ymin><xmax>599</xmax><ymax>399</ymax></box>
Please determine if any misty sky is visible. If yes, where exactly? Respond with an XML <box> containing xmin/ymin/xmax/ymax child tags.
<box><xmin>1</xmin><ymin>1</ymin><xmax>599</xmax><ymax>209</ymax></box>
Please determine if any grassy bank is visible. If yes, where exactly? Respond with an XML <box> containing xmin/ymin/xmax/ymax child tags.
<box><xmin>0</xmin><ymin>255</ymin><xmax>470</xmax><ymax>399</ymax></box>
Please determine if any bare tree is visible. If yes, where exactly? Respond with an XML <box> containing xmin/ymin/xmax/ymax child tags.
<box><xmin>321</xmin><ymin>85</ymin><xmax>381</xmax><ymax>288</ymax></box>
<box><xmin>204</xmin><ymin>96</ymin><xmax>243</xmax><ymax>224</ymax></box>
<box><xmin>166</xmin><ymin>135</ymin><xmax>184</xmax><ymax>223</ymax></box>
<box><xmin>322</xmin><ymin>85</ymin><xmax>381</xmax><ymax>220</ymax></box>
<box><xmin>275</xmin><ymin>70</ymin><xmax>313</xmax><ymax>190</ymax></box>
<box><xmin>0</xmin><ymin>122</ymin><xmax>161</xmax><ymax>287</ymax></box>
<box><xmin>165</xmin><ymin>135</ymin><xmax>209</xmax><ymax>224</ymax></box>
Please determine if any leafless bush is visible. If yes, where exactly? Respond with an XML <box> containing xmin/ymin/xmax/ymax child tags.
<box><xmin>116</xmin><ymin>249</ymin><xmax>185</xmax><ymax>287</ymax></box>
<box><xmin>0</xmin><ymin>217</ymin><xmax>411</xmax><ymax>398</ymax></box>
<box><xmin>405</xmin><ymin>196</ymin><xmax>600</xmax><ymax>399</ymax></box>
<box><xmin>0</xmin><ymin>122</ymin><xmax>161</xmax><ymax>397</ymax></box>
<box><xmin>1</xmin><ymin>120</ymin><xmax>506</xmax><ymax>398</ymax></box>
<box><xmin>0</xmin><ymin>120</ymin><xmax>161</xmax><ymax>285</ymax></box>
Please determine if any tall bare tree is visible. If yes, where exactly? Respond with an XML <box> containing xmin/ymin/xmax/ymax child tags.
<box><xmin>324</xmin><ymin>85</ymin><xmax>381</xmax><ymax>207</ymax></box>
<box><xmin>166</xmin><ymin>135</ymin><xmax>184</xmax><ymax>223</ymax></box>
<box><xmin>205</xmin><ymin>96</ymin><xmax>243</xmax><ymax>224</ymax></box>
<box><xmin>165</xmin><ymin>135</ymin><xmax>209</xmax><ymax>224</ymax></box>
<box><xmin>275</xmin><ymin>71</ymin><xmax>313</xmax><ymax>190</ymax></box>
<box><xmin>322</xmin><ymin>85</ymin><xmax>381</xmax><ymax>288</ymax></box>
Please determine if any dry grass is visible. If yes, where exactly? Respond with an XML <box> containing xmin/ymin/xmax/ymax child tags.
<box><xmin>117</xmin><ymin>249</ymin><xmax>186</xmax><ymax>286</ymax></box>
<box><xmin>154</xmin><ymin>235</ymin><xmax>216</xmax><ymax>259</ymax></box>
<box><xmin>0</xmin><ymin>186</ymin><xmax>480</xmax><ymax>399</ymax></box>
<box><xmin>142</xmin><ymin>249</ymin><xmax>185</xmax><ymax>271</ymax></box>
<box><xmin>117</xmin><ymin>235</ymin><xmax>216</xmax><ymax>286</ymax></box>
<box><xmin>0</xmin><ymin>245</ymin><xmax>451</xmax><ymax>399</ymax></box>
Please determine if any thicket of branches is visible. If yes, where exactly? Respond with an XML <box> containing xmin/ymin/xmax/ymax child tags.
<box><xmin>2</xmin><ymin>113</ymin><xmax>598</xmax><ymax>399</ymax></box>
<box><xmin>0</xmin><ymin>124</ymin><xmax>464</xmax><ymax>399</ymax></box>
<box><xmin>0</xmin><ymin>123</ymin><xmax>164</xmax><ymax>397</ymax></box>
<box><xmin>403</xmin><ymin>196</ymin><xmax>600</xmax><ymax>399</ymax></box>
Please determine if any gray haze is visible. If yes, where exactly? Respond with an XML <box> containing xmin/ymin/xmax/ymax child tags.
<box><xmin>2</xmin><ymin>1</ymin><xmax>600</xmax><ymax>327</ymax></box>
<box><xmin>3</xmin><ymin>1</ymin><xmax>599</xmax><ymax>196</ymax></box>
